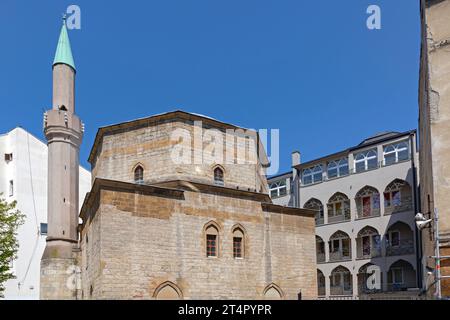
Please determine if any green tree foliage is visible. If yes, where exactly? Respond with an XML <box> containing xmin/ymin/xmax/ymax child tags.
<box><xmin>0</xmin><ymin>194</ymin><xmax>25</xmax><ymax>297</ymax></box>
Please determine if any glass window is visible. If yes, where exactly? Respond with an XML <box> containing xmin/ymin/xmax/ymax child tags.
<box><xmin>312</xmin><ymin>165</ymin><xmax>323</xmax><ymax>182</ymax></box>
<box><xmin>214</xmin><ymin>167</ymin><xmax>224</xmax><ymax>186</ymax></box>
<box><xmin>354</xmin><ymin>149</ymin><xmax>378</xmax><ymax>173</ymax></box>
<box><xmin>269</xmin><ymin>180</ymin><xmax>287</xmax><ymax>198</ymax></box>
<box><xmin>9</xmin><ymin>180</ymin><xmax>13</xmax><ymax>197</ymax></box>
<box><xmin>134</xmin><ymin>166</ymin><xmax>144</xmax><ymax>184</ymax></box>
<box><xmin>233</xmin><ymin>237</ymin><xmax>242</xmax><ymax>258</ymax></box>
<box><xmin>383</xmin><ymin>141</ymin><xmax>409</xmax><ymax>165</ymax></box>
<box><xmin>387</xmin><ymin>231</ymin><xmax>400</xmax><ymax>247</ymax></box>
<box><xmin>206</xmin><ymin>234</ymin><xmax>217</xmax><ymax>257</ymax></box>
<box><xmin>40</xmin><ymin>223</ymin><xmax>48</xmax><ymax>236</ymax></box>
<box><xmin>327</xmin><ymin>158</ymin><xmax>349</xmax><ymax>179</ymax></box>
<box><xmin>303</xmin><ymin>165</ymin><xmax>323</xmax><ymax>185</ymax></box>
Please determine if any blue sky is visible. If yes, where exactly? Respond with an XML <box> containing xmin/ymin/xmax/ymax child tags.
<box><xmin>0</xmin><ymin>0</ymin><xmax>421</xmax><ymax>173</ymax></box>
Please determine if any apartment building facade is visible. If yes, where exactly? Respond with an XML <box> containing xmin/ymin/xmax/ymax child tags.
<box><xmin>0</xmin><ymin>127</ymin><xmax>91</xmax><ymax>299</ymax></box>
<box><xmin>268</xmin><ymin>131</ymin><xmax>421</xmax><ymax>298</ymax></box>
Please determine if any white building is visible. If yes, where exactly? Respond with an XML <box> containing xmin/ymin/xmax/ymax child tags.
<box><xmin>0</xmin><ymin>127</ymin><xmax>91</xmax><ymax>299</ymax></box>
<box><xmin>268</xmin><ymin>131</ymin><xmax>421</xmax><ymax>298</ymax></box>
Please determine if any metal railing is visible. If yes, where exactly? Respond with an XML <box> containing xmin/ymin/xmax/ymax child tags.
<box><xmin>328</xmin><ymin>212</ymin><xmax>351</xmax><ymax>224</ymax></box>
<box><xmin>330</xmin><ymin>286</ymin><xmax>353</xmax><ymax>296</ymax></box>
<box><xmin>356</xmin><ymin>207</ymin><xmax>381</xmax><ymax>219</ymax></box>
<box><xmin>356</xmin><ymin>246</ymin><xmax>382</xmax><ymax>259</ymax></box>
<box><xmin>329</xmin><ymin>251</ymin><xmax>352</xmax><ymax>262</ymax></box>
<box><xmin>386</xmin><ymin>239</ymin><xmax>414</xmax><ymax>256</ymax></box>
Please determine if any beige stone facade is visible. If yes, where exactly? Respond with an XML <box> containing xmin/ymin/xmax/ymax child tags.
<box><xmin>419</xmin><ymin>0</ymin><xmax>450</xmax><ymax>298</ymax></box>
<box><xmin>78</xmin><ymin>111</ymin><xmax>317</xmax><ymax>300</ymax></box>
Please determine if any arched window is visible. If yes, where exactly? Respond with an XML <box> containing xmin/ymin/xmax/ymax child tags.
<box><xmin>327</xmin><ymin>193</ymin><xmax>351</xmax><ymax>223</ymax></box>
<box><xmin>327</xmin><ymin>158</ymin><xmax>349</xmax><ymax>179</ymax></box>
<box><xmin>358</xmin><ymin>263</ymin><xmax>381</xmax><ymax>294</ymax></box>
<box><xmin>153</xmin><ymin>281</ymin><xmax>183</xmax><ymax>300</ymax></box>
<box><xmin>356</xmin><ymin>226</ymin><xmax>381</xmax><ymax>259</ymax></box>
<box><xmin>354</xmin><ymin>149</ymin><xmax>378</xmax><ymax>173</ymax></box>
<box><xmin>383</xmin><ymin>141</ymin><xmax>409</xmax><ymax>165</ymax></box>
<box><xmin>387</xmin><ymin>260</ymin><xmax>416</xmax><ymax>291</ymax></box>
<box><xmin>316</xmin><ymin>236</ymin><xmax>325</xmax><ymax>263</ymax></box>
<box><xmin>386</xmin><ymin>222</ymin><xmax>414</xmax><ymax>256</ymax></box>
<box><xmin>355</xmin><ymin>186</ymin><xmax>380</xmax><ymax>218</ymax></box>
<box><xmin>302</xmin><ymin>165</ymin><xmax>323</xmax><ymax>185</ymax></box>
<box><xmin>134</xmin><ymin>165</ymin><xmax>144</xmax><ymax>184</ymax></box>
<box><xmin>214</xmin><ymin>167</ymin><xmax>224</xmax><ymax>186</ymax></box>
<box><xmin>317</xmin><ymin>270</ymin><xmax>326</xmax><ymax>297</ymax></box>
<box><xmin>269</xmin><ymin>179</ymin><xmax>287</xmax><ymax>198</ymax></box>
<box><xmin>304</xmin><ymin>198</ymin><xmax>324</xmax><ymax>225</ymax></box>
<box><xmin>329</xmin><ymin>231</ymin><xmax>351</xmax><ymax>261</ymax></box>
<box><xmin>384</xmin><ymin>179</ymin><xmax>412</xmax><ymax>214</ymax></box>
<box><xmin>330</xmin><ymin>265</ymin><xmax>353</xmax><ymax>296</ymax></box>
<box><xmin>205</xmin><ymin>223</ymin><xmax>219</xmax><ymax>257</ymax></box>
<box><xmin>263</xmin><ymin>283</ymin><xmax>283</xmax><ymax>300</ymax></box>
<box><xmin>232</xmin><ymin>227</ymin><xmax>245</xmax><ymax>259</ymax></box>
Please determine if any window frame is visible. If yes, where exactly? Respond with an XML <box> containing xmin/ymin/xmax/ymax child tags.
<box><xmin>269</xmin><ymin>179</ymin><xmax>287</xmax><ymax>198</ymax></box>
<box><xmin>134</xmin><ymin>165</ymin><xmax>144</xmax><ymax>184</ymax></box>
<box><xmin>383</xmin><ymin>141</ymin><xmax>410</xmax><ymax>166</ymax></box>
<box><xmin>213</xmin><ymin>167</ymin><xmax>224</xmax><ymax>186</ymax></box>
<box><xmin>327</xmin><ymin>158</ymin><xmax>349</xmax><ymax>179</ymax></box>
<box><xmin>354</xmin><ymin>149</ymin><xmax>378</xmax><ymax>173</ymax></box>
<box><xmin>9</xmin><ymin>180</ymin><xmax>13</xmax><ymax>197</ymax></box>
<box><xmin>302</xmin><ymin>165</ymin><xmax>323</xmax><ymax>185</ymax></box>
<box><xmin>206</xmin><ymin>234</ymin><xmax>217</xmax><ymax>257</ymax></box>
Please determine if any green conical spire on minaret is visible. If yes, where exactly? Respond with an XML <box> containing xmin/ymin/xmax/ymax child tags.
<box><xmin>53</xmin><ymin>16</ymin><xmax>76</xmax><ymax>71</ymax></box>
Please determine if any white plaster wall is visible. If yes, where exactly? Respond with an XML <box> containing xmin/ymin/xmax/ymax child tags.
<box><xmin>0</xmin><ymin>127</ymin><xmax>91</xmax><ymax>299</ymax></box>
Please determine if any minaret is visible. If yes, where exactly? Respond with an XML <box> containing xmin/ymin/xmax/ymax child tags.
<box><xmin>40</xmin><ymin>17</ymin><xmax>83</xmax><ymax>299</ymax></box>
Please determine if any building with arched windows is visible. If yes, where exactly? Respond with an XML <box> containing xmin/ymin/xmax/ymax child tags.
<box><xmin>268</xmin><ymin>130</ymin><xmax>421</xmax><ymax>298</ymax></box>
<box><xmin>76</xmin><ymin>110</ymin><xmax>318</xmax><ymax>300</ymax></box>
<box><xmin>38</xmin><ymin>21</ymin><xmax>317</xmax><ymax>300</ymax></box>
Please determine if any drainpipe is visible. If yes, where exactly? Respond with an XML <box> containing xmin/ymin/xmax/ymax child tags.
<box><xmin>410</xmin><ymin>133</ymin><xmax>423</xmax><ymax>290</ymax></box>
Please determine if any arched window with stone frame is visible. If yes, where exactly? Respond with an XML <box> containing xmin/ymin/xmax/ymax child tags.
<box><xmin>355</xmin><ymin>186</ymin><xmax>380</xmax><ymax>219</ymax></box>
<box><xmin>133</xmin><ymin>164</ymin><xmax>144</xmax><ymax>184</ymax></box>
<box><xmin>213</xmin><ymin>166</ymin><xmax>224</xmax><ymax>186</ymax></box>
<box><xmin>327</xmin><ymin>192</ymin><xmax>351</xmax><ymax>223</ymax></box>
<box><xmin>231</xmin><ymin>225</ymin><xmax>246</xmax><ymax>259</ymax></box>
<box><xmin>304</xmin><ymin>198</ymin><xmax>324</xmax><ymax>226</ymax></box>
<box><xmin>204</xmin><ymin>222</ymin><xmax>220</xmax><ymax>258</ymax></box>
<box><xmin>383</xmin><ymin>179</ymin><xmax>413</xmax><ymax>214</ymax></box>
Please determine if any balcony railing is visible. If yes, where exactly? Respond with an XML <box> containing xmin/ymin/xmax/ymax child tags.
<box><xmin>317</xmin><ymin>252</ymin><xmax>326</xmax><ymax>263</ymax></box>
<box><xmin>384</xmin><ymin>197</ymin><xmax>413</xmax><ymax>215</ymax></box>
<box><xmin>356</xmin><ymin>208</ymin><xmax>381</xmax><ymax>219</ymax></box>
<box><xmin>330</xmin><ymin>286</ymin><xmax>353</xmax><ymax>296</ymax></box>
<box><xmin>328</xmin><ymin>212</ymin><xmax>351</xmax><ymax>224</ymax></box>
<box><xmin>356</xmin><ymin>246</ymin><xmax>382</xmax><ymax>259</ymax></box>
<box><xmin>386</xmin><ymin>239</ymin><xmax>414</xmax><ymax>256</ymax></box>
<box><xmin>329</xmin><ymin>251</ymin><xmax>351</xmax><ymax>262</ymax></box>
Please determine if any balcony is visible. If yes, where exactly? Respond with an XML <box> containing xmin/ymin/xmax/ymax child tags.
<box><xmin>384</xmin><ymin>197</ymin><xmax>413</xmax><ymax>215</ymax></box>
<box><xmin>356</xmin><ymin>207</ymin><xmax>381</xmax><ymax>219</ymax></box>
<box><xmin>386</xmin><ymin>239</ymin><xmax>414</xmax><ymax>256</ymax></box>
<box><xmin>329</xmin><ymin>251</ymin><xmax>351</xmax><ymax>262</ymax></box>
<box><xmin>330</xmin><ymin>286</ymin><xmax>353</xmax><ymax>296</ymax></box>
<box><xmin>328</xmin><ymin>212</ymin><xmax>351</xmax><ymax>224</ymax></box>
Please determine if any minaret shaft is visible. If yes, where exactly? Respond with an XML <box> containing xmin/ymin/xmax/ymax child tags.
<box><xmin>40</xmin><ymin>21</ymin><xmax>83</xmax><ymax>300</ymax></box>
